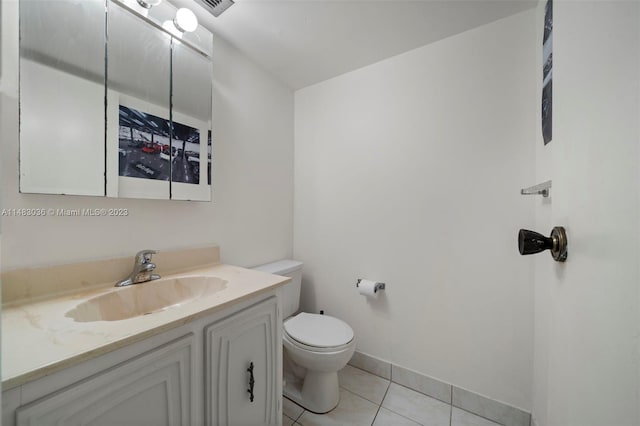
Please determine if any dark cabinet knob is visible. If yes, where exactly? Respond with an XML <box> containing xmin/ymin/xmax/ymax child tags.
<box><xmin>518</xmin><ymin>227</ymin><xmax>567</xmax><ymax>262</ymax></box>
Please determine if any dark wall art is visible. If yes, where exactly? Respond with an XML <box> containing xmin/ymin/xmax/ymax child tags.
<box><xmin>170</xmin><ymin>120</ymin><xmax>202</xmax><ymax>185</ymax></box>
<box><xmin>118</xmin><ymin>105</ymin><xmax>171</xmax><ymax>181</ymax></box>
<box><xmin>118</xmin><ymin>105</ymin><xmax>204</xmax><ymax>185</ymax></box>
<box><xmin>542</xmin><ymin>0</ymin><xmax>553</xmax><ymax>145</ymax></box>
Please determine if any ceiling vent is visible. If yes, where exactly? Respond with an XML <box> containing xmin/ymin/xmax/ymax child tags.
<box><xmin>193</xmin><ymin>0</ymin><xmax>234</xmax><ymax>17</ymax></box>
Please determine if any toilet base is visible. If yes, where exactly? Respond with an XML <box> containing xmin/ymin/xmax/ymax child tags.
<box><xmin>283</xmin><ymin>370</ymin><xmax>340</xmax><ymax>414</ymax></box>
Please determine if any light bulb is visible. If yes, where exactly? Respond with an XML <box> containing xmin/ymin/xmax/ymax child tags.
<box><xmin>174</xmin><ymin>8</ymin><xmax>198</xmax><ymax>33</ymax></box>
<box><xmin>136</xmin><ymin>0</ymin><xmax>162</xmax><ymax>9</ymax></box>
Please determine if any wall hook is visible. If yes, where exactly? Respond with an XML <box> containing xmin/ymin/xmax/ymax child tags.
<box><xmin>520</xmin><ymin>180</ymin><xmax>552</xmax><ymax>198</ymax></box>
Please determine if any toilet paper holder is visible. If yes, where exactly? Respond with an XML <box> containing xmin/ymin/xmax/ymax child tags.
<box><xmin>356</xmin><ymin>279</ymin><xmax>385</xmax><ymax>291</ymax></box>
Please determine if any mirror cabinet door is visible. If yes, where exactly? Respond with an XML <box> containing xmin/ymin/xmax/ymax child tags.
<box><xmin>106</xmin><ymin>1</ymin><xmax>171</xmax><ymax>199</ymax></box>
<box><xmin>170</xmin><ymin>40</ymin><xmax>213</xmax><ymax>202</ymax></box>
<box><xmin>19</xmin><ymin>0</ymin><xmax>106</xmax><ymax>196</ymax></box>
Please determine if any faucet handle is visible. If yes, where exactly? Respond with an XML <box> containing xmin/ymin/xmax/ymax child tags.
<box><xmin>135</xmin><ymin>249</ymin><xmax>157</xmax><ymax>265</ymax></box>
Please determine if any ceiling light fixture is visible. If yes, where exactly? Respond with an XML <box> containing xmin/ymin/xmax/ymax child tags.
<box><xmin>162</xmin><ymin>7</ymin><xmax>198</xmax><ymax>39</ymax></box>
<box><xmin>173</xmin><ymin>8</ymin><xmax>198</xmax><ymax>33</ymax></box>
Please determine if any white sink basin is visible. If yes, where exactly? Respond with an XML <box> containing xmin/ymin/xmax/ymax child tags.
<box><xmin>66</xmin><ymin>276</ymin><xmax>228</xmax><ymax>322</ymax></box>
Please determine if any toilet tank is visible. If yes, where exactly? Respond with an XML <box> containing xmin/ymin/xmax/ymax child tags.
<box><xmin>252</xmin><ymin>259</ymin><xmax>303</xmax><ymax>318</ymax></box>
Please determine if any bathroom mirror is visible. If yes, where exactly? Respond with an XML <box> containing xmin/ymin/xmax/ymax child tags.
<box><xmin>19</xmin><ymin>0</ymin><xmax>106</xmax><ymax>196</ymax></box>
<box><xmin>170</xmin><ymin>40</ymin><xmax>213</xmax><ymax>201</ymax></box>
<box><xmin>19</xmin><ymin>0</ymin><xmax>213</xmax><ymax>201</ymax></box>
<box><xmin>106</xmin><ymin>1</ymin><xmax>171</xmax><ymax>199</ymax></box>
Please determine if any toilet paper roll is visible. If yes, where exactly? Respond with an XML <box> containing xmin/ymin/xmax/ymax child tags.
<box><xmin>358</xmin><ymin>279</ymin><xmax>379</xmax><ymax>297</ymax></box>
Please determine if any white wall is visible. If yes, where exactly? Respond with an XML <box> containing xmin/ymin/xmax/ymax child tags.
<box><xmin>0</xmin><ymin>0</ymin><xmax>294</xmax><ymax>270</ymax></box>
<box><xmin>532</xmin><ymin>1</ymin><xmax>640</xmax><ymax>425</ymax></box>
<box><xmin>294</xmin><ymin>10</ymin><xmax>536</xmax><ymax>411</ymax></box>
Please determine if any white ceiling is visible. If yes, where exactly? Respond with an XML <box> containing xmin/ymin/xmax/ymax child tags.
<box><xmin>173</xmin><ymin>0</ymin><xmax>536</xmax><ymax>90</ymax></box>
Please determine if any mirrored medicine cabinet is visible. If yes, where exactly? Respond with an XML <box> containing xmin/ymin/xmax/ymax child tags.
<box><xmin>19</xmin><ymin>0</ymin><xmax>213</xmax><ymax>201</ymax></box>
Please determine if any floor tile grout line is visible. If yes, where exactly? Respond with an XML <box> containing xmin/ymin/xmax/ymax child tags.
<box><xmin>339</xmin><ymin>385</ymin><xmax>387</xmax><ymax>408</ymax></box>
<box><xmin>288</xmin><ymin>369</ymin><xmax>502</xmax><ymax>426</ymax></box>
<box><xmin>450</xmin><ymin>386</ymin><xmax>453</xmax><ymax>426</ymax></box>
<box><xmin>381</xmin><ymin>381</ymin><xmax>432</xmax><ymax>426</ymax></box>
<box><xmin>379</xmin><ymin>406</ymin><xmax>429</xmax><ymax>425</ymax></box>
<box><xmin>348</xmin><ymin>362</ymin><xmax>391</xmax><ymax>381</ymax></box>
<box><xmin>346</xmin><ymin>364</ymin><xmax>391</xmax><ymax>384</ymax></box>
<box><xmin>454</xmin><ymin>405</ymin><xmax>506</xmax><ymax>426</ymax></box>
<box><xmin>369</xmin><ymin>379</ymin><xmax>392</xmax><ymax>426</ymax></box>
<box><xmin>283</xmin><ymin>396</ymin><xmax>306</xmax><ymax>422</ymax></box>
<box><xmin>338</xmin><ymin>366</ymin><xmax>393</xmax><ymax>406</ymax></box>
<box><xmin>352</xmin><ymin>360</ymin><xmax>526</xmax><ymax>426</ymax></box>
<box><xmin>341</xmin><ymin>385</ymin><xmax>383</xmax><ymax>402</ymax></box>
<box><xmin>296</xmin><ymin>366</ymin><xmax>486</xmax><ymax>426</ymax></box>
<box><xmin>378</xmin><ymin>382</ymin><xmax>453</xmax><ymax>426</ymax></box>
<box><xmin>322</xmin><ymin>386</ymin><xmax>386</xmax><ymax>425</ymax></box>
<box><xmin>388</xmin><ymin>381</ymin><xmax>452</xmax><ymax>406</ymax></box>
<box><xmin>352</xmin><ymin>363</ymin><xmax>450</xmax><ymax>406</ymax></box>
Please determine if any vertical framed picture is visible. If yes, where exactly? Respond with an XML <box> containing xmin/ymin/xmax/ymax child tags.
<box><xmin>542</xmin><ymin>0</ymin><xmax>553</xmax><ymax>145</ymax></box>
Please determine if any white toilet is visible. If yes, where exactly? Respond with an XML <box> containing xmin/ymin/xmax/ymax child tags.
<box><xmin>253</xmin><ymin>260</ymin><xmax>355</xmax><ymax>414</ymax></box>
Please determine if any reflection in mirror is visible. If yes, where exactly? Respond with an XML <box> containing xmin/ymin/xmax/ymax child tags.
<box><xmin>170</xmin><ymin>40</ymin><xmax>213</xmax><ymax>201</ymax></box>
<box><xmin>106</xmin><ymin>0</ymin><xmax>171</xmax><ymax>199</ymax></box>
<box><xmin>19</xmin><ymin>0</ymin><xmax>213</xmax><ymax>201</ymax></box>
<box><xmin>145</xmin><ymin>0</ymin><xmax>214</xmax><ymax>56</ymax></box>
<box><xmin>19</xmin><ymin>0</ymin><xmax>106</xmax><ymax>195</ymax></box>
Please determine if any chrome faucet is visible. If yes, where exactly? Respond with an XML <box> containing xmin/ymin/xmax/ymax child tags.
<box><xmin>115</xmin><ymin>250</ymin><xmax>161</xmax><ymax>287</ymax></box>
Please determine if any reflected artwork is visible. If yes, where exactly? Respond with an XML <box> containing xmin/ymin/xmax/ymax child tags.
<box><xmin>118</xmin><ymin>105</ymin><xmax>205</xmax><ymax>185</ymax></box>
<box><xmin>170</xmin><ymin>120</ymin><xmax>202</xmax><ymax>185</ymax></box>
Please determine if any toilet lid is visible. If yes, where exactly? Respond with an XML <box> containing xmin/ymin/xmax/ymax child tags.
<box><xmin>284</xmin><ymin>313</ymin><xmax>354</xmax><ymax>348</ymax></box>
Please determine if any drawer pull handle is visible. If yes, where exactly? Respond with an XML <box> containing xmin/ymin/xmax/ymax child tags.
<box><xmin>247</xmin><ymin>362</ymin><xmax>255</xmax><ymax>402</ymax></box>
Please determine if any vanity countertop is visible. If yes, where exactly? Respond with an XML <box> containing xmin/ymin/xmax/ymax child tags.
<box><xmin>2</xmin><ymin>262</ymin><xmax>288</xmax><ymax>390</ymax></box>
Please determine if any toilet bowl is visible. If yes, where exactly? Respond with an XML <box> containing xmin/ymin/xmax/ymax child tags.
<box><xmin>282</xmin><ymin>313</ymin><xmax>355</xmax><ymax>413</ymax></box>
<box><xmin>251</xmin><ymin>260</ymin><xmax>356</xmax><ymax>414</ymax></box>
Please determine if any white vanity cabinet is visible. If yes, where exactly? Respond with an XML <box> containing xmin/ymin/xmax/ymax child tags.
<box><xmin>2</xmin><ymin>292</ymin><xmax>282</xmax><ymax>426</ymax></box>
<box><xmin>15</xmin><ymin>334</ymin><xmax>196</xmax><ymax>426</ymax></box>
<box><xmin>205</xmin><ymin>297</ymin><xmax>279</xmax><ymax>426</ymax></box>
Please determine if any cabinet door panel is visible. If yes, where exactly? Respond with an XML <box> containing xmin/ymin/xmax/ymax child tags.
<box><xmin>2</xmin><ymin>386</ymin><xmax>20</xmax><ymax>426</ymax></box>
<box><xmin>205</xmin><ymin>297</ymin><xmax>278</xmax><ymax>426</ymax></box>
<box><xmin>16</xmin><ymin>334</ymin><xmax>195</xmax><ymax>426</ymax></box>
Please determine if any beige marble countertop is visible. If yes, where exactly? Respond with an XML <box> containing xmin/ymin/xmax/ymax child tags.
<box><xmin>2</xmin><ymin>263</ymin><xmax>288</xmax><ymax>390</ymax></box>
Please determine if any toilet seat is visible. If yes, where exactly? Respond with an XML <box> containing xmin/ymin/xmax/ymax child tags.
<box><xmin>284</xmin><ymin>313</ymin><xmax>354</xmax><ymax>350</ymax></box>
<box><xmin>284</xmin><ymin>331</ymin><xmax>354</xmax><ymax>353</ymax></box>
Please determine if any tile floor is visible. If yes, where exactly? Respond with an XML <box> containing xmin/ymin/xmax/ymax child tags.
<box><xmin>283</xmin><ymin>365</ymin><xmax>502</xmax><ymax>426</ymax></box>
